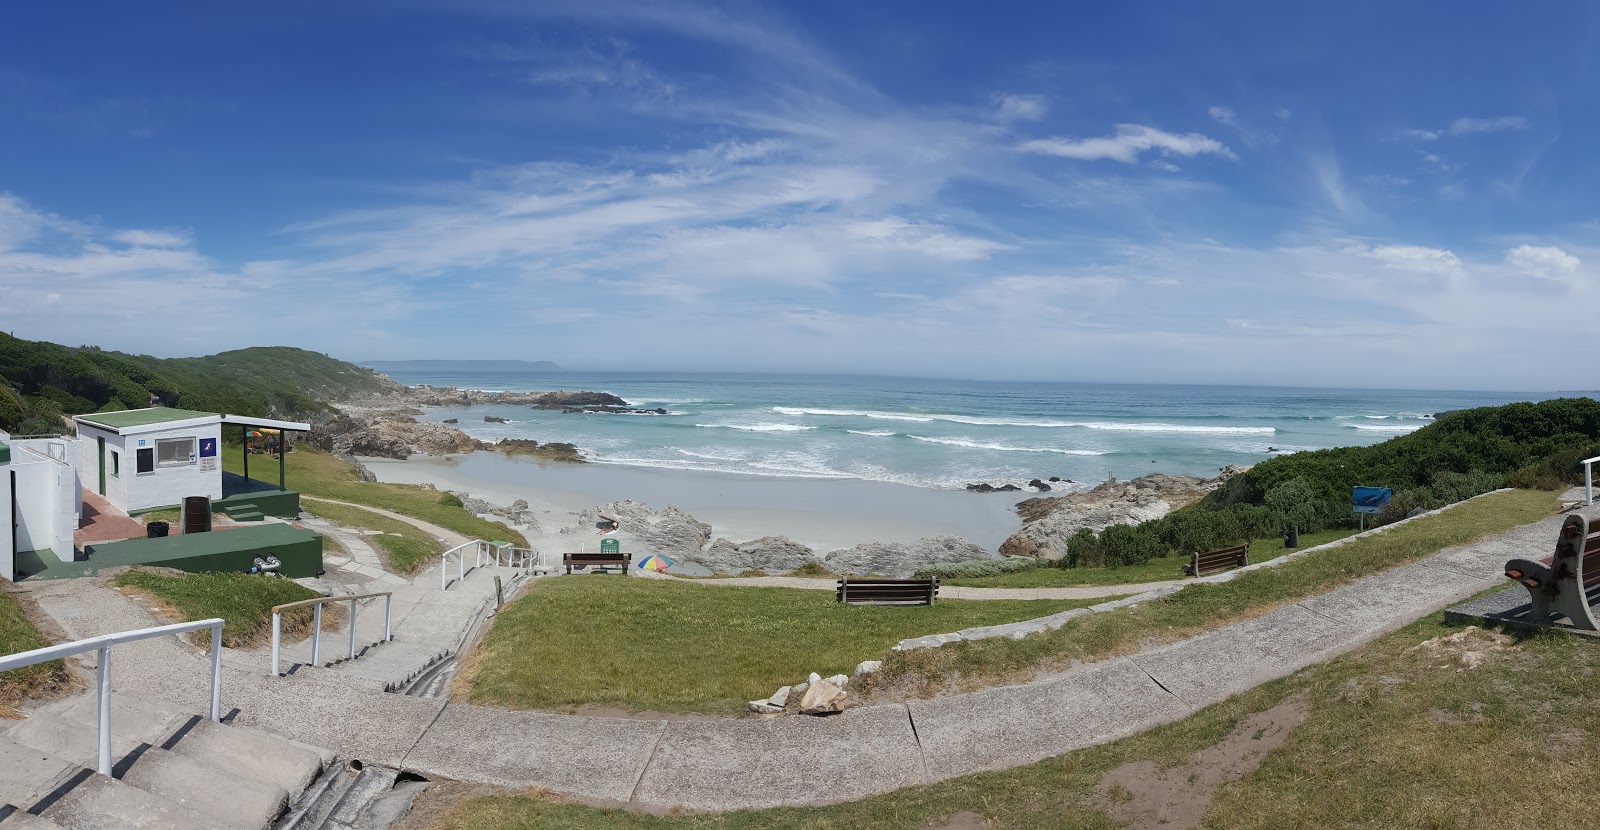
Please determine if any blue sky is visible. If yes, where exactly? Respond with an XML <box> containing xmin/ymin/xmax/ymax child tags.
<box><xmin>2</xmin><ymin>2</ymin><xmax>1597</xmax><ymax>390</ymax></box>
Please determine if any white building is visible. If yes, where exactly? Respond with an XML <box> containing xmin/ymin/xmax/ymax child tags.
<box><xmin>1</xmin><ymin>429</ymin><xmax>83</xmax><ymax>581</ymax></box>
<box><xmin>70</xmin><ymin>408</ymin><xmax>226</xmax><ymax>515</ymax></box>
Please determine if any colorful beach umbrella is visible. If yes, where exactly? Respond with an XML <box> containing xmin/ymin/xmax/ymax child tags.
<box><xmin>637</xmin><ymin>554</ymin><xmax>674</xmax><ymax>572</ymax></box>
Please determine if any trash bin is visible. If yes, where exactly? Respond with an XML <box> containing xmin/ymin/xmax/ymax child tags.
<box><xmin>147</xmin><ymin>521</ymin><xmax>170</xmax><ymax>538</ymax></box>
<box><xmin>183</xmin><ymin>496</ymin><xmax>211</xmax><ymax>534</ymax></box>
<box><xmin>1283</xmin><ymin>527</ymin><xmax>1299</xmax><ymax>549</ymax></box>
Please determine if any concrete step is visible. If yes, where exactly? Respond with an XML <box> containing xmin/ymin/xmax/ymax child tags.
<box><xmin>4</xmin><ymin>712</ymin><xmax>288</xmax><ymax>830</ymax></box>
<box><xmin>0</xmin><ymin>806</ymin><xmax>69</xmax><ymax>828</ymax></box>
<box><xmin>319</xmin><ymin>641</ymin><xmax>450</xmax><ymax>691</ymax></box>
<box><xmin>0</xmin><ymin>737</ymin><xmax>214</xmax><ymax>830</ymax></box>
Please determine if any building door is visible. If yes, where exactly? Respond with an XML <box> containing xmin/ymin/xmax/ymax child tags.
<box><xmin>97</xmin><ymin>436</ymin><xmax>106</xmax><ymax>496</ymax></box>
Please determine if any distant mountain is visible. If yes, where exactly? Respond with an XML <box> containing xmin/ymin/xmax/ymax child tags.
<box><xmin>362</xmin><ymin>359</ymin><xmax>563</xmax><ymax>371</ymax></box>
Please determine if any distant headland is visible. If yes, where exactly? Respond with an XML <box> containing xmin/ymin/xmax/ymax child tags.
<box><xmin>361</xmin><ymin>359</ymin><xmax>562</xmax><ymax>371</ymax></box>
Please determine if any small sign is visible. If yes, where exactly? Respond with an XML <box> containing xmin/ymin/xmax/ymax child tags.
<box><xmin>1352</xmin><ymin>487</ymin><xmax>1393</xmax><ymax>514</ymax></box>
<box><xmin>600</xmin><ymin>538</ymin><xmax>620</xmax><ymax>554</ymax></box>
<box><xmin>201</xmin><ymin>457</ymin><xmax>217</xmax><ymax>472</ymax></box>
<box><xmin>138</xmin><ymin>439</ymin><xmax>146</xmax><ymax>447</ymax></box>
<box><xmin>199</xmin><ymin>438</ymin><xmax>217</xmax><ymax>458</ymax></box>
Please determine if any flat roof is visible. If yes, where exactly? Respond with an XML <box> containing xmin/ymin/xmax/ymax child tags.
<box><xmin>220</xmin><ymin>414</ymin><xmax>311</xmax><ymax>432</ymax></box>
<box><xmin>76</xmin><ymin>408</ymin><xmax>219</xmax><ymax>430</ymax></box>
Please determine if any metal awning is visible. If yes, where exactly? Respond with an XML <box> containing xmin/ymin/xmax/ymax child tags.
<box><xmin>220</xmin><ymin>415</ymin><xmax>311</xmax><ymax>432</ymax></box>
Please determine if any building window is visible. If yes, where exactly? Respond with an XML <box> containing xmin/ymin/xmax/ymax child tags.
<box><xmin>111</xmin><ymin>450</ymin><xmax>120</xmax><ymax>478</ymax></box>
<box><xmin>137</xmin><ymin>448</ymin><xmax>155</xmax><ymax>474</ymax></box>
<box><xmin>156</xmin><ymin>437</ymin><xmax>196</xmax><ymax>467</ymax></box>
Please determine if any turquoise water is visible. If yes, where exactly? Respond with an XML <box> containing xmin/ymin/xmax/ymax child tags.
<box><xmin>369</xmin><ymin>369</ymin><xmax>1543</xmax><ymax>491</ymax></box>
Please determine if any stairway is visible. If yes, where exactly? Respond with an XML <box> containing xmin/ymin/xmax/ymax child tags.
<box><xmin>0</xmin><ymin>692</ymin><xmax>334</xmax><ymax>829</ymax></box>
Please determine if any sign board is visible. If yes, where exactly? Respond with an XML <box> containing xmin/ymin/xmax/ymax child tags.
<box><xmin>600</xmin><ymin>538</ymin><xmax>620</xmax><ymax>554</ymax></box>
<box><xmin>199</xmin><ymin>438</ymin><xmax>217</xmax><ymax>458</ymax></box>
<box><xmin>1352</xmin><ymin>487</ymin><xmax>1393</xmax><ymax>514</ymax></box>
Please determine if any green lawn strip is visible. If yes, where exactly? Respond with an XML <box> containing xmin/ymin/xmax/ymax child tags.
<box><xmin>943</xmin><ymin>528</ymin><xmax>1360</xmax><ymax>588</ymax></box>
<box><xmin>111</xmin><ymin>570</ymin><xmax>330</xmax><ymax>648</ymax></box>
<box><xmin>0</xmin><ymin>588</ymin><xmax>72</xmax><ymax>713</ymax></box>
<box><xmin>858</xmin><ymin>489</ymin><xmax>1556</xmax><ymax>699</ymax></box>
<box><xmin>302</xmin><ymin>500</ymin><xmax>438</xmax><ymax>574</ymax></box>
<box><xmin>467</xmin><ymin>577</ymin><xmax>1109</xmax><ymax>715</ymax></box>
<box><xmin>220</xmin><ymin>446</ymin><xmax>528</xmax><ymax>547</ymax></box>
<box><xmin>420</xmin><ymin>610</ymin><xmax>1597</xmax><ymax>830</ymax></box>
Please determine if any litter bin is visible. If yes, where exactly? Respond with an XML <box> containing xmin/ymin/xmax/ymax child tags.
<box><xmin>1283</xmin><ymin>527</ymin><xmax>1299</xmax><ymax>549</ymax></box>
<box><xmin>147</xmin><ymin>521</ymin><xmax>170</xmax><ymax>538</ymax></box>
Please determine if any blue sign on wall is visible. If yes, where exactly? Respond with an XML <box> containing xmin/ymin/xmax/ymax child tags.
<box><xmin>1352</xmin><ymin>486</ymin><xmax>1393</xmax><ymax>514</ymax></box>
<box><xmin>199</xmin><ymin>438</ymin><xmax>217</xmax><ymax>458</ymax></box>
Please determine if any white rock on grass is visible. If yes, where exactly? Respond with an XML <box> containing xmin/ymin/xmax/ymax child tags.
<box><xmin>799</xmin><ymin>680</ymin><xmax>847</xmax><ymax>715</ymax></box>
<box><xmin>769</xmin><ymin>685</ymin><xmax>792</xmax><ymax>707</ymax></box>
<box><xmin>808</xmin><ymin>672</ymin><xmax>821</xmax><ymax>685</ymax></box>
<box><xmin>747</xmin><ymin>701</ymin><xmax>784</xmax><ymax>715</ymax></box>
<box><xmin>853</xmin><ymin>660</ymin><xmax>883</xmax><ymax>676</ymax></box>
<box><xmin>824</xmin><ymin>674</ymin><xmax>849</xmax><ymax>687</ymax></box>
<box><xmin>791</xmin><ymin>681</ymin><xmax>809</xmax><ymax>695</ymax></box>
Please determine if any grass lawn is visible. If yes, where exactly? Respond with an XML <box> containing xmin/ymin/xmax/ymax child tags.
<box><xmin>464</xmin><ymin>577</ymin><xmax>1113</xmax><ymax>715</ymax></box>
<box><xmin>303</xmin><ymin>499</ymin><xmax>439</xmax><ymax>574</ymax></box>
<box><xmin>418</xmin><ymin>610</ymin><xmax>1600</xmax><ymax>830</ymax></box>
<box><xmin>857</xmin><ymin>489</ymin><xmax>1556</xmax><ymax>699</ymax></box>
<box><xmin>943</xmin><ymin>528</ymin><xmax>1360</xmax><ymax>588</ymax></box>
<box><xmin>0</xmin><ymin>588</ymin><xmax>73</xmax><ymax>716</ymax></box>
<box><xmin>111</xmin><ymin>570</ymin><xmax>334</xmax><ymax>648</ymax></box>
<box><xmin>221</xmin><ymin>446</ymin><xmax>528</xmax><ymax>547</ymax></box>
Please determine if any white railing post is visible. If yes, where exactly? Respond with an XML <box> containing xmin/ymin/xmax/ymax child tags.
<box><xmin>347</xmin><ymin>598</ymin><xmax>358</xmax><ymax>660</ymax></box>
<box><xmin>96</xmin><ymin>644</ymin><xmax>112</xmax><ymax>776</ymax></box>
<box><xmin>270</xmin><ymin>611</ymin><xmax>282</xmax><ymax>677</ymax></box>
<box><xmin>311</xmin><ymin>604</ymin><xmax>322</xmax><ymax>666</ymax></box>
<box><xmin>384</xmin><ymin>594</ymin><xmax>392</xmax><ymax>642</ymax></box>
<box><xmin>209</xmin><ymin>625</ymin><xmax>222</xmax><ymax>722</ymax></box>
<box><xmin>1585</xmin><ymin>455</ymin><xmax>1599</xmax><ymax>505</ymax></box>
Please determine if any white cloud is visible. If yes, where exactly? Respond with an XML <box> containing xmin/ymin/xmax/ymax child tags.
<box><xmin>1017</xmin><ymin>124</ymin><xmax>1236</xmax><ymax>164</ymax></box>
<box><xmin>1207</xmin><ymin>106</ymin><xmax>1236</xmax><ymax>126</ymax></box>
<box><xmin>1505</xmin><ymin>244</ymin><xmax>1580</xmax><ymax>276</ymax></box>
<box><xmin>112</xmin><ymin>229</ymin><xmax>190</xmax><ymax>248</ymax></box>
<box><xmin>1150</xmin><ymin>160</ymin><xmax>1181</xmax><ymax>173</ymax></box>
<box><xmin>993</xmin><ymin>93</ymin><xmax>1047</xmax><ymax>122</ymax></box>
<box><xmin>1449</xmin><ymin>115</ymin><xmax>1531</xmax><ymax>135</ymax></box>
<box><xmin>1360</xmin><ymin>244</ymin><xmax>1463</xmax><ymax>274</ymax></box>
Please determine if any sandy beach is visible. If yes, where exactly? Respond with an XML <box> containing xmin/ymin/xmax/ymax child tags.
<box><xmin>358</xmin><ymin>451</ymin><xmax>1033</xmax><ymax>559</ymax></box>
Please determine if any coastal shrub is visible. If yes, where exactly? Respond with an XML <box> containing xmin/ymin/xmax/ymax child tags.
<box><xmin>1505</xmin><ymin>443</ymin><xmax>1600</xmax><ymax>490</ymax></box>
<box><xmin>1376</xmin><ymin>489</ymin><xmax>1429</xmax><ymax>525</ymax></box>
<box><xmin>786</xmin><ymin>561</ymin><xmax>833</xmax><ymax>577</ymax></box>
<box><xmin>437</xmin><ymin>492</ymin><xmax>464</xmax><ymax>508</ymax></box>
<box><xmin>1429</xmin><ymin>469</ymin><xmax>1502</xmax><ymax>503</ymax></box>
<box><xmin>737</xmin><ymin>569</ymin><xmax>768</xmax><ymax>578</ymax></box>
<box><xmin>1099</xmin><ymin>524</ymin><xmax>1163</xmax><ymax>568</ymax></box>
<box><xmin>1063</xmin><ymin>527</ymin><xmax>1101</xmax><ymax>568</ymax></box>
<box><xmin>1265</xmin><ymin>477</ymin><xmax>1324</xmax><ymax>533</ymax></box>
<box><xmin>915</xmin><ymin>557</ymin><xmax>1039</xmax><ymax>580</ymax></box>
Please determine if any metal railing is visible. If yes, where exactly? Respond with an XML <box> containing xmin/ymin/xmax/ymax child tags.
<box><xmin>440</xmin><ymin>540</ymin><xmax>480</xmax><ymax>590</ymax></box>
<box><xmin>0</xmin><ymin>619</ymin><xmax>223</xmax><ymax>776</ymax></box>
<box><xmin>269</xmin><ymin>592</ymin><xmax>392</xmax><ymax>676</ymax></box>
<box><xmin>441</xmin><ymin>539</ymin><xmax>540</xmax><ymax>589</ymax></box>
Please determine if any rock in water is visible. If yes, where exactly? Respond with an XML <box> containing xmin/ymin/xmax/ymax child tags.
<box><xmin>799</xmin><ymin>680</ymin><xmax>846</xmax><ymax>715</ymax></box>
<box><xmin>568</xmin><ymin>500</ymin><xmax>712</xmax><ymax>558</ymax></box>
<box><xmin>689</xmin><ymin>536</ymin><xmax>816</xmax><ymax>574</ymax></box>
<box><xmin>999</xmin><ymin>471</ymin><xmax>1232</xmax><ymax>560</ymax></box>
<box><xmin>823</xmin><ymin>536</ymin><xmax>989</xmax><ymax>578</ymax></box>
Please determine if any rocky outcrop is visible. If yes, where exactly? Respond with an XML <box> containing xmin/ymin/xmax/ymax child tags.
<box><xmin>492</xmin><ymin>438</ymin><xmax>583</xmax><ymax>462</ymax></box>
<box><xmin>999</xmin><ymin>470</ymin><xmax>1241</xmax><ymax>559</ymax></box>
<box><xmin>484</xmin><ymin>415</ymin><xmax>510</xmax><ymax>423</ymax></box>
<box><xmin>456</xmin><ymin>494</ymin><xmax>540</xmax><ymax>531</ymax></box>
<box><xmin>527</xmin><ymin>391</ymin><xmax>631</xmax><ymax>410</ymax></box>
<box><xmin>563</xmin><ymin>500</ymin><xmax>713</xmax><ymax>558</ymax></box>
<box><xmin>299</xmin><ymin>412</ymin><xmax>481</xmax><ymax>459</ymax></box>
<box><xmin>965</xmin><ymin>482</ymin><xmax>1022</xmax><ymax>492</ymax></box>
<box><xmin>689</xmin><ymin>536</ymin><xmax>816</xmax><ymax>574</ymax></box>
<box><xmin>823</xmin><ymin>536</ymin><xmax>989</xmax><ymax>578</ymax></box>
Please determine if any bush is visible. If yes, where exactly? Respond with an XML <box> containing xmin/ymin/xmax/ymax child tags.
<box><xmin>1100</xmin><ymin>524</ymin><xmax>1163</xmax><ymax>568</ymax></box>
<box><xmin>786</xmin><ymin>561</ymin><xmax>833</xmax><ymax>577</ymax></box>
<box><xmin>1505</xmin><ymin>444</ymin><xmax>1600</xmax><ymax>490</ymax></box>
<box><xmin>915</xmin><ymin>557</ymin><xmax>1040</xmax><ymax>580</ymax></box>
<box><xmin>1266</xmin><ymin>477</ymin><xmax>1324</xmax><ymax>533</ymax></box>
<box><xmin>1063</xmin><ymin>527</ymin><xmax>1102</xmax><ymax>568</ymax></box>
<box><xmin>438</xmin><ymin>492</ymin><xmax>464</xmax><ymax>508</ymax></box>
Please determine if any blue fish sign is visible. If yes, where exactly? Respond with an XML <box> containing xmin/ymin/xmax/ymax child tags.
<box><xmin>1352</xmin><ymin>486</ymin><xmax>1392</xmax><ymax>514</ymax></box>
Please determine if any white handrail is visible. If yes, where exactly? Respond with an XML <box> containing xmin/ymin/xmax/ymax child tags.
<box><xmin>0</xmin><ymin>618</ymin><xmax>223</xmax><ymax>776</ymax></box>
<box><xmin>1585</xmin><ymin>455</ymin><xmax>1600</xmax><ymax>506</ymax></box>
<box><xmin>268</xmin><ymin>592</ymin><xmax>392</xmax><ymax>677</ymax></box>
<box><xmin>440</xmin><ymin>540</ymin><xmax>479</xmax><ymax>590</ymax></box>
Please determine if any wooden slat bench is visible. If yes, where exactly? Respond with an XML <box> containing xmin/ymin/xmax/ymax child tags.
<box><xmin>563</xmin><ymin>552</ymin><xmax>631</xmax><ymax>575</ymax></box>
<box><xmin>1182</xmin><ymin>544</ymin><xmax>1248</xmax><ymax>577</ymax></box>
<box><xmin>836</xmin><ymin>577</ymin><xmax>938</xmax><ymax>606</ymax></box>
<box><xmin>1504</xmin><ymin>514</ymin><xmax>1600</xmax><ymax>630</ymax></box>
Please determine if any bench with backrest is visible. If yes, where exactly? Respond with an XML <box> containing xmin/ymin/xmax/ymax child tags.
<box><xmin>1182</xmin><ymin>544</ymin><xmax>1248</xmax><ymax>577</ymax></box>
<box><xmin>1504</xmin><ymin>514</ymin><xmax>1600</xmax><ymax>630</ymax></box>
<box><xmin>563</xmin><ymin>552</ymin><xmax>631</xmax><ymax>575</ymax></box>
<box><xmin>835</xmin><ymin>576</ymin><xmax>938</xmax><ymax>606</ymax></box>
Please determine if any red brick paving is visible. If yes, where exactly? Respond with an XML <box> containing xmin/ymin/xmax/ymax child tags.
<box><xmin>74</xmin><ymin>489</ymin><xmax>147</xmax><ymax>547</ymax></box>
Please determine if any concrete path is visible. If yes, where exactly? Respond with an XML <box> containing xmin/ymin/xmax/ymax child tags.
<box><xmin>669</xmin><ymin>573</ymin><xmax>1175</xmax><ymax>601</ymax></box>
<box><xmin>300</xmin><ymin>496</ymin><xmax>473</xmax><ymax>549</ymax></box>
<box><xmin>15</xmin><ymin>503</ymin><xmax>1583</xmax><ymax>813</ymax></box>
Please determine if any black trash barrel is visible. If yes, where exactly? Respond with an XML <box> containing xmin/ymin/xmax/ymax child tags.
<box><xmin>147</xmin><ymin>521</ymin><xmax>169</xmax><ymax>538</ymax></box>
<box><xmin>183</xmin><ymin>496</ymin><xmax>212</xmax><ymax>534</ymax></box>
<box><xmin>1284</xmin><ymin>527</ymin><xmax>1299</xmax><ymax>548</ymax></box>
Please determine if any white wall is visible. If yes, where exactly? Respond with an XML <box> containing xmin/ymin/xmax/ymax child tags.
<box><xmin>120</xmin><ymin>423</ymin><xmax>222</xmax><ymax>513</ymax></box>
<box><xmin>11</xmin><ymin>452</ymin><xmax>72</xmax><ymax>563</ymax></box>
<box><xmin>0</xmin><ymin>454</ymin><xmax>12</xmax><ymax>582</ymax></box>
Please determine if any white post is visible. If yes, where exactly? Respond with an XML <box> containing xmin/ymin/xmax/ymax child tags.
<box><xmin>270</xmin><ymin>611</ymin><xmax>281</xmax><ymax>677</ymax></box>
<box><xmin>96</xmin><ymin>644</ymin><xmax>112</xmax><ymax>776</ymax></box>
<box><xmin>441</xmin><ymin>552</ymin><xmax>448</xmax><ymax>591</ymax></box>
<box><xmin>209</xmin><ymin>624</ymin><xmax>222</xmax><ymax>722</ymax></box>
<box><xmin>311</xmin><ymin>604</ymin><xmax>322</xmax><ymax>666</ymax></box>
<box><xmin>347</xmin><ymin>599</ymin><xmax>358</xmax><ymax>660</ymax></box>
<box><xmin>458</xmin><ymin>548</ymin><xmax>464</xmax><ymax>584</ymax></box>
<box><xmin>1588</xmin><ymin>457</ymin><xmax>1596</xmax><ymax>506</ymax></box>
<box><xmin>384</xmin><ymin>594</ymin><xmax>393</xmax><ymax>642</ymax></box>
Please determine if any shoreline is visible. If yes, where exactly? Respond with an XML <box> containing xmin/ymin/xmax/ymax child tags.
<box><xmin>358</xmin><ymin>451</ymin><xmax>1034</xmax><ymax>555</ymax></box>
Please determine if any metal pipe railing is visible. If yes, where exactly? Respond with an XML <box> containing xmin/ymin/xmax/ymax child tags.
<box><xmin>440</xmin><ymin>540</ymin><xmax>479</xmax><ymax>590</ymax></box>
<box><xmin>0</xmin><ymin>619</ymin><xmax>223</xmax><ymax>776</ymax></box>
<box><xmin>269</xmin><ymin>592</ymin><xmax>392</xmax><ymax>677</ymax></box>
<box><xmin>1585</xmin><ymin>455</ymin><xmax>1600</xmax><ymax>506</ymax></box>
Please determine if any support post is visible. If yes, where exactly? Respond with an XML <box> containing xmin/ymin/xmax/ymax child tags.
<box><xmin>242</xmin><ymin>424</ymin><xmax>249</xmax><ymax>484</ymax></box>
<box><xmin>278</xmin><ymin>432</ymin><xmax>286</xmax><ymax>492</ymax></box>
<box><xmin>311</xmin><ymin>604</ymin><xmax>322</xmax><ymax>666</ymax></box>
<box><xmin>271</xmin><ymin>611</ymin><xmax>281</xmax><ymax>676</ymax></box>
<box><xmin>96</xmin><ymin>644</ymin><xmax>112</xmax><ymax>776</ymax></box>
<box><xmin>347</xmin><ymin>598</ymin><xmax>357</xmax><ymax>660</ymax></box>
<box><xmin>209</xmin><ymin>625</ymin><xmax>222</xmax><ymax>722</ymax></box>
<box><xmin>384</xmin><ymin>594</ymin><xmax>392</xmax><ymax>642</ymax></box>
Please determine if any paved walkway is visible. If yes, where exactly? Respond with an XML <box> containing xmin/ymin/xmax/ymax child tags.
<box><xmin>669</xmin><ymin>573</ymin><xmax>1178</xmax><ymax>601</ymax></box>
<box><xmin>15</xmin><ymin>501</ymin><xmax>1585</xmax><ymax>813</ymax></box>
<box><xmin>72</xmin><ymin>490</ymin><xmax>145</xmax><ymax>547</ymax></box>
<box><xmin>300</xmin><ymin>497</ymin><xmax>472</xmax><ymax>549</ymax></box>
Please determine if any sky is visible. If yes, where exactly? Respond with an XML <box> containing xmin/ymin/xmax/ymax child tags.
<box><xmin>1</xmin><ymin>2</ymin><xmax>1598</xmax><ymax>391</ymax></box>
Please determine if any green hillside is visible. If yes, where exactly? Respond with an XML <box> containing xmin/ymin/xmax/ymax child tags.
<box><xmin>0</xmin><ymin>334</ymin><xmax>395</xmax><ymax>434</ymax></box>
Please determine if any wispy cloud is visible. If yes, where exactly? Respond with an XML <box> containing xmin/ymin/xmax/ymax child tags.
<box><xmin>1403</xmin><ymin>115</ymin><xmax>1532</xmax><ymax>141</ymax></box>
<box><xmin>1017</xmin><ymin>124</ymin><xmax>1236</xmax><ymax>163</ymax></box>
<box><xmin>993</xmin><ymin>93</ymin><xmax>1048</xmax><ymax>122</ymax></box>
<box><xmin>1207</xmin><ymin>106</ymin><xmax>1236</xmax><ymax>126</ymax></box>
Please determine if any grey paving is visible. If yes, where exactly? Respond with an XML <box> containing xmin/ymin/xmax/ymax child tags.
<box><xmin>1132</xmin><ymin>604</ymin><xmax>1358</xmax><ymax>705</ymax></box>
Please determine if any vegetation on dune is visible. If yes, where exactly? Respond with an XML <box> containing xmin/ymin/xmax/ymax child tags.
<box><xmin>463</xmin><ymin>577</ymin><xmax>1106</xmax><ymax>715</ymax></box>
<box><xmin>0</xmin><ymin>587</ymin><xmax>74</xmax><ymax>715</ymax></box>
<box><xmin>419</xmin><ymin>612</ymin><xmax>1600</xmax><ymax>830</ymax></box>
<box><xmin>221</xmin><ymin>447</ymin><xmax>528</xmax><ymax>548</ymax></box>
<box><xmin>111</xmin><ymin>570</ymin><xmax>334</xmax><ymax>648</ymax></box>
<box><xmin>0</xmin><ymin>332</ymin><xmax>392</xmax><ymax>433</ymax></box>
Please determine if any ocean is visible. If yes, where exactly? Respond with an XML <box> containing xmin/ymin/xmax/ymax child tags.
<box><xmin>366</xmin><ymin>369</ymin><xmax>1543</xmax><ymax>491</ymax></box>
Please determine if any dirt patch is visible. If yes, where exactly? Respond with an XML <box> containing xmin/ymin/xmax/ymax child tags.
<box><xmin>1407</xmin><ymin>625</ymin><xmax>1517</xmax><ymax>671</ymax></box>
<box><xmin>1098</xmin><ymin>694</ymin><xmax>1310</xmax><ymax>830</ymax></box>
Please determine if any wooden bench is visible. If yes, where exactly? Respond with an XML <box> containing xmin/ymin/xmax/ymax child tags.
<box><xmin>563</xmin><ymin>552</ymin><xmax>631</xmax><ymax>575</ymax></box>
<box><xmin>836</xmin><ymin>577</ymin><xmax>938</xmax><ymax>606</ymax></box>
<box><xmin>1182</xmin><ymin>544</ymin><xmax>1248</xmax><ymax>577</ymax></box>
<box><xmin>1504</xmin><ymin>514</ymin><xmax>1600</xmax><ymax>630</ymax></box>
